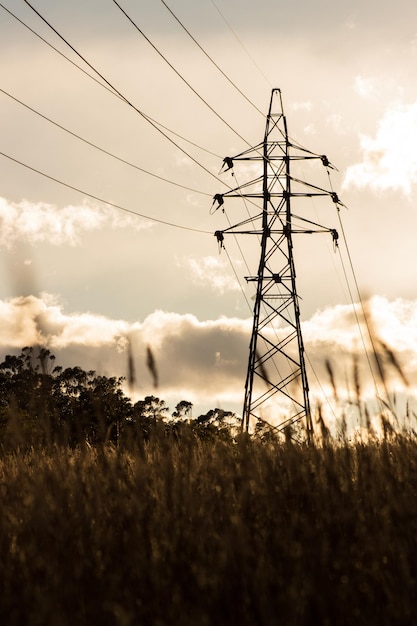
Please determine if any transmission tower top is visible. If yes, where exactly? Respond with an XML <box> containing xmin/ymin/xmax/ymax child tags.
<box><xmin>213</xmin><ymin>88</ymin><xmax>341</xmax><ymax>440</ymax></box>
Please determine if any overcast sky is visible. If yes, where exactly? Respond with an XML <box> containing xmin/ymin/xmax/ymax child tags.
<box><xmin>1</xmin><ymin>0</ymin><xmax>417</xmax><ymax>427</ymax></box>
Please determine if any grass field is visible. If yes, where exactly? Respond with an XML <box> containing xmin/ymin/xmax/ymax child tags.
<box><xmin>1</xmin><ymin>427</ymin><xmax>417</xmax><ymax>625</ymax></box>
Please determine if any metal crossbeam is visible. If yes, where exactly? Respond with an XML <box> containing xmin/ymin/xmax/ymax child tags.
<box><xmin>213</xmin><ymin>89</ymin><xmax>339</xmax><ymax>440</ymax></box>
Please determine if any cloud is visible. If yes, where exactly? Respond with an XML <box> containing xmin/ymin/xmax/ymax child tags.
<box><xmin>292</xmin><ymin>101</ymin><xmax>313</xmax><ymax>112</ymax></box>
<box><xmin>138</xmin><ymin>310</ymin><xmax>251</xmax><ymax>401</ymax></box>
<box><xmin>303</xmin><ymin>296</ymin><xmax>417</xmax><ymax>402</ymax></box>
<box><xmin>303</xmin><ymin>124</ymin><xmax>317</xmax><ymax>136</ymax></box>
<box><xmin>0</xmin><ymin>293</ymin><xmax>130</xmax><ymax>350</ymax></box>
<box><xmin>174</xmin><ymin>152</ymin><xmax>195</xmax><ymax>168</ymax></box>
<box><xmin>354</xmin><ymin>75</ymin><xmax>377</xmax><ymax>99</ymax></box>
<box><xmin>179</xmin><ymin>255</ymin><xmax>243</xmax><ymax>293</ymax></box>
<box><xmin>0</xmin><ymin>295</ymin><xmax>252</xmax><ymax>408</ymax></box>
<box><xmin>0</xmin><ymin>294</ymin><xmax>417</xmax><ymax>417</ymax></box>
<box><xmin>343</xmin><ymin>101</ymin><xmax>417</xmax><ymax>195</ymax></box>
<box><xmin>325</xmin><ymin>112</ymin><xmax>347</xmax><ymax>135</ymax></box>
<box><xmin>0</xmin><ymin>197</ymin><xmax>151</xmax><ymax>248</ymax></box>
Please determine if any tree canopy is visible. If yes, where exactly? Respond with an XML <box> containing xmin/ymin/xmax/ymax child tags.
<box><xmin>0</xmin><ymin>348</ymin><xmax>239</xmax><ymax>447</ymax></box>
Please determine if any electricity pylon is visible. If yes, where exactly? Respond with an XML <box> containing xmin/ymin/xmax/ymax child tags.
<box><xmin>213</xmin><ymin>88</ymin><xmax>341</xmax><ymax>440</ymax></box>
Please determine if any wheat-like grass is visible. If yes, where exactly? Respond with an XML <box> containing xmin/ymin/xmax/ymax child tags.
<box><xmin>0</xmin><ymin>430</ymin><xmax>417</xmax><ymax>625</ymax></box>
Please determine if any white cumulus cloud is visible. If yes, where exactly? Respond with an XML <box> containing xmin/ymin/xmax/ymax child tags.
<box><xmin>0</xmin><ymin>294</ymin><xmax>417</xmax><ymax>417</ymax></box>
<box><xmin>0</xmin><ymin>197</ymin><xmax>151</xmax><ymax>248</ymax></box>
<box><xmin>343</xmin><ymin>101</ymin><xmax>417</xmax><ymax>195</ymax></box>
<box><xmin>179</xmin><ymin>255</ymin><xmax>243</xmax><ymax>293</ymax></box>
<box><xmin>292</xmin><ymin>101</ymin><xmax>313</xmax><ymax>112</ymax></box>
<box><xmin>354</xmin><ymin>75</ymin><xmax>377</xmax><ymax>99</ymax></box>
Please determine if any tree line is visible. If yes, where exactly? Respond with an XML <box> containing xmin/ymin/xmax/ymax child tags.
<box><xmin>0</xmin><ymin>347</ymin><xmax>239</xmax><ymax>447</ymax></box>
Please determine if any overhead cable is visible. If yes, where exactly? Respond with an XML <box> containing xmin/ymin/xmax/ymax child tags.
<box><xmin>16</xmin><ymin>2</ymin><xmax>227</xmax><ymax>173</ymax></box>
<box><xmin>159</xmin><ymin>0</ymin><xmax>265</xmax><ymax>118</ymax></box>
<box><xmin>0</xmin><ymin>88</ymin><xmax>211</xmax><ymax>197</ymax></box>
<box><xmin>0</xmin><ymin>4</ymin><xmax>116</xmax><ymax>94</ymax></box>
<box><xmin>326</xmin><ymin>169</ymin><xmax>394</xmax><ymax>417</ymax></box>
<box><xmin>0</xmin><ymin>150</ymin><xmax>211</xmax><ymax>235</ymax></box>
<box><xmin>208</xmin><ymin>0</ymin><xmax>272</xmax><ymax>88</ymax></box>
<box><xmin>0</xmin><ymin>3</ymin><xmax>220</xmax><ymax>159</ymax></box>
<box><xmin>222</xmin><ymin>244</ymin><xmax>252</xmax><ymax>312</ymax></box>
<box><xmin>111</xmin><ymin>0</ymin><xmax>253</xmax><ymax>148</ymax></box>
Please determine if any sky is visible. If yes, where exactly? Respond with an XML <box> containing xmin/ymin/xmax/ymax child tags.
<box><xmin>1</xmin><ymin>0</ymin><xmax>417</xmax><ymax>428</ymax></box>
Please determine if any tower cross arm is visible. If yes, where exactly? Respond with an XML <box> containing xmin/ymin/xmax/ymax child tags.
<box><xmin>212</xmin><ymin>88</ymin><xmax>341</xmax><ymax>440</ymax></box>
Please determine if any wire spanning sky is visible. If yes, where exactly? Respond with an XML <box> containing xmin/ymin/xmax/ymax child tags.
<box><xmin>1</xmin><ymin>0</ymin><xmax>417</xmax><ymax>423</ymax></box>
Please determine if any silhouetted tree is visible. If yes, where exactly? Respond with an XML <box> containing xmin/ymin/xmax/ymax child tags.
<box><xmin>52</xmin><ymin>367</ymin><xmax>132</xmax><ymax>444</ymax></box>
<box><xmin>0</xmin><ymin>347</ymin><xmax>58</xmax><ymax>443</ymax></box>
<box><xmin>0</xmin><ymin>348</ymin><xmax>133</xmax><ymax>446</ymax></box>
<box><xmin>193</xmin><ymin>408</ymin><xmax>240</xmax><ymax>441</ymax></box>
<box><xmin>172</xmin><ymin>400</ymin><xmax>193</xmax><ymax>420</ymax></box>
<box><xmin>133</xmin><ymin>395</ymin><xmax>169</xmax><ymax>420</ymax></box>
<box><xmin>0</xmin><ymin>348</ymin><xmax>242</xmax><ymax>448</ymax></box>
<box><xmin>128</xmin><ymin>396</ymin><xmax>169</xmax><ymax>440</ymax></box>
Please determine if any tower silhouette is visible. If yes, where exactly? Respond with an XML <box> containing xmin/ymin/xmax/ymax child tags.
<box><xmin>213</xmin><ymin>89</ymin><xmax>340</xmax><ymax>439</ymax></box>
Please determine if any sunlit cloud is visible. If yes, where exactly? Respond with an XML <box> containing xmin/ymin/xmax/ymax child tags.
<box><xmin>304</xmin><ymin>296</ymin><xmax>417</xmax><ymax>399</ymax></box>
<box><xmin>178</xmin><ymin>255</ymin><xmax>243</xmax><ymax>293</ymax></box>
<box><xmin>0</xmin><ymin>293</ymin><xmax>130</xmax><ymax>349</ymax></box>
<box><xmin>0</xmin><ymin>295</ymin><xmax>251</xmax><ymax>407</ymax></box>
<box><xmin>221</xmin><ymin>161</ymin><xmax>262</xmax><ymax>186</ymax></box>
<box><xmin>0</xmin><ymin>197</ymin><xmax>150</xmax><ymax>248</ymax></box>
<box><xmin>343</xmin><ymin>101</ymin><xmax>417</xmax><ymax>195</ymax></box>
<box><xmin>174</xmin><ymin>152</ymin><xmax>195</xmax><ymax>168</ymax></box>
<box><xmin>292</xmin><ymin>101</ymin><xmax>313</xmax><ymax>112</ymax></box>
<box><xmin>138</xmin><ymin>309</ymin><xmax>251</xmax><ymax>396</ymax></box>
<box><xmin>1</xmin><ymin>294</ymin><xmax>417</xmax><ymax>414</ymax></box>
<box><xmin>326</xmin><ymin>112</ymin><xmax>347</xmax><ymax>135</ymax></box>
<box><xmin>185</xmin><ymin>193</ymin><xmax>203</xmax><ymax>207</ymax></box>
<box><xmin>303</xmin><ymin>123</ymin><xmax>317</xmax><ymax>136</ymax></box>
<box><xmin>354</xmin><ymin>75</ymin><xmax>376</xmax><ymax>99</ymax></box>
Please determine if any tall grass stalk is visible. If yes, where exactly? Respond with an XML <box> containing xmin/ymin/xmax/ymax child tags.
<box><xmin>1</xmin><ymin>431</ymin><xmax>417</xmax><ymax>625</ymax></box>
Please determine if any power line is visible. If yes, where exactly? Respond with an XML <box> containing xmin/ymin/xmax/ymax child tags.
<box><xmin>111</xmin><ymin>0</ymin><xmax>254</xmax><ymax>148</ymax></box>
<box><xmin>0</xmin><ymin>3</ymin><xmax>117</xmax><ymax>95</ymax></box>
<box><xmin>325</xmin><ymin>170</ymin><xmax>395</xmax><ymax>418</ymax></box>
<box><xmin>1</xmin><ymin>3</ymin><xmax>222</xmax><ymax>160</ymax></box>
<box><xmin>0</xmin><ymin>87</ymin><xmax>212</xmax><ymax>198</ymax></box>
<box><xmin>21</xmin><ymin>0</ymin><xmax>232</xmax><ymax>189</ymax></box>
<box><xmin>159</xmin><ymin>0</ymin><xmax>265</xmax><ymax>118</ymax></box>
<box><xmin>222</xmin><ymin>244</ymin><xmax>252</xmax><ymax>312</ymax></box>
<box><xmin>208</xmin><ymin>0</ymin><xmax>272</xmax><ymax>88</ymax></box>
<box><xmin>0</xmin><ymin>150</ymin><xmax>211</xmax><ymax>235</ymax></box>
<box><xmin>334</xmin><ymin>210</ymin><xmax>396</xmax><ymax>414</ymax></box>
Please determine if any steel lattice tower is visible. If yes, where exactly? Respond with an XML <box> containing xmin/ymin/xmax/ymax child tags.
<box><xmin>213</xmin><ymin>88</ymin><xmax>340</xmax><ymax>439</ymax></box>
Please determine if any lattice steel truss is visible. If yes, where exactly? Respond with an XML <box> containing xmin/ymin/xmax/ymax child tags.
<box><xmin>213</xmin><ymin>89</ymin><xmax>340</xmax><ymax>439</ymax></box>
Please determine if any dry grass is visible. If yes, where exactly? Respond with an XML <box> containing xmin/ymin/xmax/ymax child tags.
<box><xmin>1</xmin><ymin>430</ymin><xmax>417</xmax><ymax>625</ymax></box>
